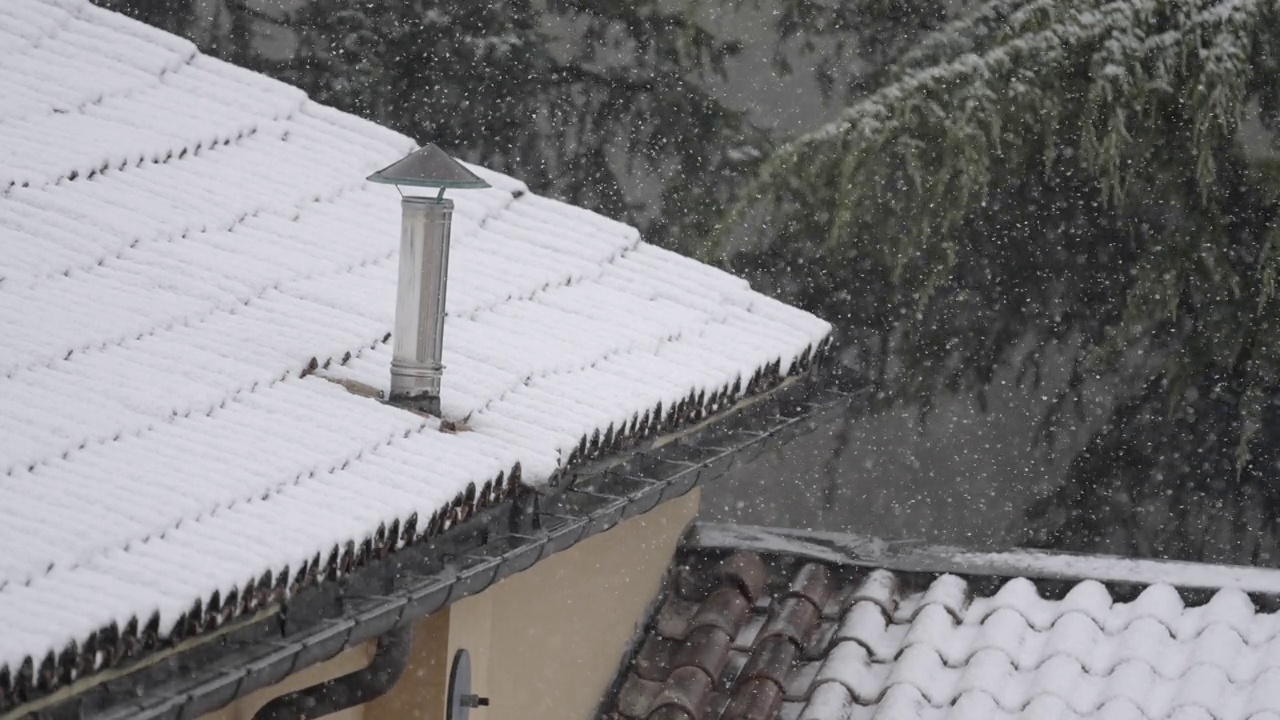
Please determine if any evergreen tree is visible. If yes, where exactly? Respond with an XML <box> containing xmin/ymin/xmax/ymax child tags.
<box><xmin>725</xmin><ymin>0</ymin><xmax>1280</xmax><ymax>561</ymax></box>
<box><xmin>95</xmin><ymin>0</ymin><xmax>192</xmax><ymax>36</ymax></box>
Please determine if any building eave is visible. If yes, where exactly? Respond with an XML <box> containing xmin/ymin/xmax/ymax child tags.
<box><xmin>19</xmin><ymin>372</ymin><xmax>850</xmax><ymax>720</ymax></box>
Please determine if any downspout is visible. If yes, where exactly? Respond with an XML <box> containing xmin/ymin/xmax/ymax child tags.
<box><xmin>252</xmin><ymin>626</ymin><xmax>413</xmax><ymax>720</ymax></box>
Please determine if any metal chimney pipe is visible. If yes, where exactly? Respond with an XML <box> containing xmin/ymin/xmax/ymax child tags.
<box><xmin>390</xmin><ymin>196</ymin><xmax>453</xmax><ymax>415</ymax></box>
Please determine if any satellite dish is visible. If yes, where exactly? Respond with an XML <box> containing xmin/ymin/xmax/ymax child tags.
<box><xmin>447</xmin><ymin>649</ymin><xmax>489</xmax><ymax>720</ymax></box>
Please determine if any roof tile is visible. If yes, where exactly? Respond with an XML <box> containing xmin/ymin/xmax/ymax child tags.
<box><xmin>909</xmin><ymin>572</ymin><xmax>968</xmax><ymax>623</ymax></box>
<box><xmin>710</xmin><ymin>552</ymin><xmax>767</xmax><ymax>605</ymax></box>
<box><xmin>794</xmin><ymin>682</ymin><xmax>851</xmax><ymax>720</ymax></box>
<box><xmin>832</xmin><ymin>600</ymin><xmax>892</xmax><ymax>661</ymax></box>
<box><xmin>847</xmin><ymin>569</ymin><xmax>900</xmax><ymax>619</ymax></box>
<box><xmin>689</xmin><ymin>588</ymin><xmax>752</xmax><ymax>638</ymax></box>
<box><xmin>784</xmin><ymin>660</ymin><xmax>819</xmax><ymax>700</ymax></box>
<box><xmin>648</xmin><ymin>665</ymin><xmax>713</xmax><ymax>719</ymax></box>
<box><xmin>647</xmin><ymin>707</ymin><xmax>694</xmax><ymax>720</ymax></box>
<box><xmin>672</xmin><ymin>626</ymin><xmax>733</xmax><ymax>686</ymax></box>
<box><xmin>607</xmin><ymin>558</ymin><xmax>831</xmax><ymax>720</ymax></box>
<box><xmin>656</xmin><ymin>598</ymin><xmax>699</xmax><ymax>640</ymax></box>
<box><xmin>616</xmin><ymin>674</ymin><xmax>663</xmax><ymax>719</ymax></box>
<box><xmin>634</xmin><ymin>635</ymin><xmax>678</xmax><ymax>682</ymax></box>
<box><xmin>738</xmin><ymin>636</ymin><xmax>797</xmax><ymax>690</ymax></box>
<box><xmin>785</xmin><ymin>564</ymin><xmax>830</xmax><ymax>614</ymax></box>
<box><xmin>721</xmin><ymin>678</ymin><xmax>782</xmax><ymax>720</ymax></box>
<box><xmin>757</xmin><ymin>598</ymin><xmax>820</xmax><ymax>651</ymax></box>
<box><xmin>605</xmin><ymin>538</ymin><xmax>1280</xmax><ymax>720</ymax></box>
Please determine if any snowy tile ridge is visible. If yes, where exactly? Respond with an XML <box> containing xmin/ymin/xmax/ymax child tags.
<box><xmin>0</xmin><ymin>0</ymin><xmax>833</xmax><ymax>713</ymax></box>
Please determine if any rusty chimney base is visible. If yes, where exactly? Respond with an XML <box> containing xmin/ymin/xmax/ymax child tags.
<box><xmin>389</xmin><ymin>360</ymin><xmax>443</xmax><ymax>416</ymax></box>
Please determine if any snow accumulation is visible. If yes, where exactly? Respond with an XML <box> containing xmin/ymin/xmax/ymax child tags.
<box><xmin>802</xmin><ymin>572</ymin><xmax>1280</xmax><ymax>720</ymax></box>
<box><xmin>0</xmin><ymin>0</ymin><xmax>830</xmax><ymax>696</ymax></box>
<box><xmin>683</xmin><ymin>524</ymin><xmax>1280</xmax><ymax>719</ymax></box>
<box><xmin>698</xmin><ymin>523</ymin><xmax>1280</xmax><ymax>596</ymax></box>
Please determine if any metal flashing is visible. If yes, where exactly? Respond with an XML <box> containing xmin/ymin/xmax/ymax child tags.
<box><xmin>685</xmin><ymin>522</ymin><xmax>1280</xmax><ymax>604</ymax></box>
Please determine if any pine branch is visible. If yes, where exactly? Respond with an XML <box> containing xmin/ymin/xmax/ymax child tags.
<box><xmin>719</xmin><ymin>0</ymin><xmax>1280</xmax><ymax>479</ymax></box>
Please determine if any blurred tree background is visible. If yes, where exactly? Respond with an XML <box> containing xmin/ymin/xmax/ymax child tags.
<box><xmin>94</xmin><ymin>0</ymin><xmax>951</xmax><ymax>253</ymax></box>
<box><xmin>724</xmin><ymin>0</ymin><xmax>1280</xmax><ymax>565</ymax></box>
<box><xmin>96</xmin><ymin>0</ymin><xmax>1280</xmax><ymax>566</ymax></box>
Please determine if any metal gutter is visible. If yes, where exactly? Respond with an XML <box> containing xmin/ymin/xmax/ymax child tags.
<box><xmin>252</xmin><ymin>626</ymin><xmax>411</xmax><ymax>720</ymax></box>
<box><xmin>29</xmin><ymin>377</ymin><xmax>850</xmax><ymax>720</ymax></box>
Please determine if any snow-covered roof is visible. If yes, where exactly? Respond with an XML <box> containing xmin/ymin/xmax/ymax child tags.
<box><xmin>804</xmin><ymin>573</ymin><xmax>1280</xmax><ymax>720</ymax></box>
<box><xmin>608</xmin><ymin>527</ymin><xmax>1280</xmax><ymax>720</ymax></box>
<box><xmin>0</xmin><ymin>0</ymin><xmax>831</xmax><ymax>706</ymax></box>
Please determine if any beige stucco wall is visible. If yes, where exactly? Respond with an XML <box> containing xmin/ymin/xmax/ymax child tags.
<box><xmin>447</xmin><ymin>487</ymin><xmax>701</xmax><ymax>720</ymax></box>
<box><xmin>200</xmin><ymin>488</ymin><xmax>700</xmax><ymax>720</ymax></box>
<box><xmin>363</xmin><ymin>608</ymin><xmax>451</xmax><ymax>719</ymax></box>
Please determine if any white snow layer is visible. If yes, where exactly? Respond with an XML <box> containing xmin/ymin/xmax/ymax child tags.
<box><xmin>0</xmin><ymin>0</ymin><xmax>831</xmax><ymax>681</ymax></box>
<box><xmin>802</xmin><ymin>573</ymin><xmax>1280</xmax><ymax>720</ymax></box>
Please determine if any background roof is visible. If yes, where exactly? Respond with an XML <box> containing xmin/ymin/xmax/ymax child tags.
<box><xmin>0</xmin><ymin>0</ymin><xmax>830</xmax><ymax>705</ymax></box>
<box><xmin>607</xmin><ymin>526</ymin><xmax>1280</xmax><ymax>720</ymax></box>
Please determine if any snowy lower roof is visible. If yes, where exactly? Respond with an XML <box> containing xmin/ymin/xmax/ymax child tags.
<box><xmin>607</xmin><ymin>525</ymin><xmax>1280</xmax><ymax>720</ymax></box>
<box><xmin>803</xmin><ymin>575</ymin><xmax>1280</xmax><ymax>720</ymax></box>
<box><xmin>0</xmin><ymin>0</ymin><xmax>830</xmax><ymax>706</ymax></box>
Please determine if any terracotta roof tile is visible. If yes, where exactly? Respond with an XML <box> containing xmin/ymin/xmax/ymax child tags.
<box><xmin>634</xmin><ymin>636</ymin><xmax>679</xmax><ymax>682</ymax></box>
<box><xmin>802</xmin><ymin>620</ymin><xmax>836</xmax><ymax>663</ymax></box>
<box><xmin>738</xmin><ymin>636</ymin><xmax>797</xmax><ymax>689</ymax></box>
<box><xmin>721</xmin><ymin>678</ymin><xmax>782</xmax><ymax>720</ymax></box>
<box><xmin>756</xmin><ymin>598</ymin><xmax>820</xmax><ymax>651</ymax></box>
<box><xmin>784</xmin><ymin>660</ymin><xmax>819</xmax><ymax>700</ymax></box>
<box><xmin>648</xmin><ymin>666</ymin><xmax>713</xmax><ymax>719</ymax></box>
<box><xmin>710</xmin><ymin>552</ymin><xmax>767</xmax><ymax>604</ymax></box>
<box><xmin>605</xmin><ymin>552</ymin><xmax>833</xmax><ymax>720</ymax></box>
<box><xmin>672</xmin><ymin>626</ymin><xmax>733</xmax><ymax>684</ymax></box>
<box><xmin>648</xmin><ymin>707</ymin><xmax>694</xmax><ymax>720</ymax></box>
<box><xmin>656</xmin><ymin>598</ymin><xmax>699</xmax><ymax>640</ymax></box>
<box><xmin>607</xmin><ymin>538</ymin><xmax>1280</xmax><ymax>719</ymax></box>
<box><xmin>616</xmin><ymin>674</ymin><xmax>663</xmax><ymax>719</ymax></box>
<box><xmin>785</xmin><ymin>564</ymin><xmax>831</xmax><ymax>613</ymax></box>
<box><xmin>689</xmin><ymin>588</ymin><xmax>752</xmax><ymax>638</ymax></box>
<box><xmin>703</xmin><ymin>693</ymin><xmax>731</xmax><ymax>720</ymax></box>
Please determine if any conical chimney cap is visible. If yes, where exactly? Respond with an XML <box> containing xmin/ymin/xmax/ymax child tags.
<box><xmin>366</xmin><ymin>144</ymin><xmax>490</xmax><ymax>190</ymax></box>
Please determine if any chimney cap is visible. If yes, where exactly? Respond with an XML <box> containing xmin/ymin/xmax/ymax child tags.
<box><xmin>366</xmin><ymin>144</ymin><xmax>491</xmax><ymax>190</ymax></box>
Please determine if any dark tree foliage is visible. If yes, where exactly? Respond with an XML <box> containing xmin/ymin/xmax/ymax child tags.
<box><xmin>761</xmin><ymin>0</ymin><xmax>951</xmax><ymax>100</ymax></box>
<box><xmin>97</xmin><ymin>0</ymin><xmax>756</xmax><ymax>252</ymax></box>
<box><xmin>272</xmin><ymin>0</ymin><xmax>755</xmax><ymax>252</ymax></box>
<box><xmin>729</xmin><ymin>0</ymin><xmax>1280</xmax><ymax>564</ymax></box>
<box><xmin>95</xmin><ymin>0</ymin><xmax>192</xmax><ymax>36</ymax></box>
<box><xmin>1027</xmin><ymin>369</ymin><xmax>1280</xmax><ymax>567</ymax></box>
<box><xmin>92</xmin><ymin>0</ymin><xmax>955</xmax><ymax>253</ymax></box>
